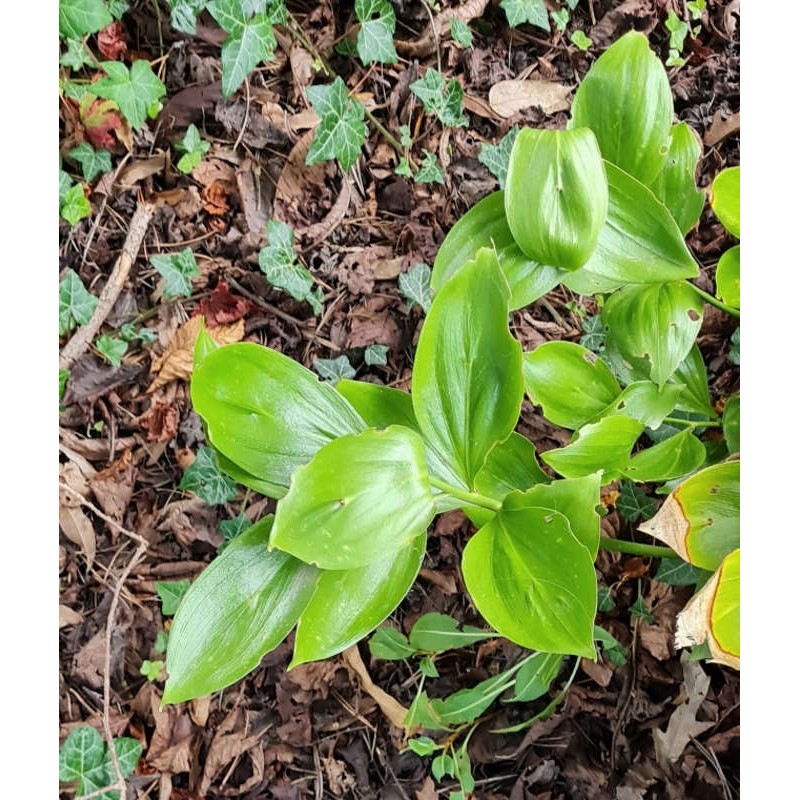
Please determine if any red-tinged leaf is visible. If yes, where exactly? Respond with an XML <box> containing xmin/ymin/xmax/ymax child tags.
<box><xmin>75</xmin><ymin>95</ymin><xmax>123</xmax><ymax>149</ymax></box>
<box><xmin>97</xmin><ymin>21</ymin><xmax>128</xmax><ymax>60</ymax></box>
<box><xmin>193</xmin><ymin>281</ymin><xmax>252</xmax><ymax>327</ymax></box>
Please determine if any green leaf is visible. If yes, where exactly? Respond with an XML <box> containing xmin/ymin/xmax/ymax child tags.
<box><xmin>419</xmin><ymin>656</ymin><xmax>439</xmax><ymax>677</ymax></box>
<box><xmin>399</xmin><ymin>262</ymin><xmax>433</xmax><ymax>312</ymax></box>
<box><xmin>270</xmin><ymin>426</ymin><xmax>435</xmax><ymax>569</ymax></box>
<box><xmin>140</xmin><ymin>659</ymin><xmax>165</xmax><ymax>681</ymax></box>
<box><xmin>523</xmin><ymin>342</ymin><xmax>620</xmax><ymax>429</ymax></box>
<box><xmin>395</xmin><ymin>157</ymin><xmax>412</xmax><ymax>177</ymax></box>
<box><xmin>112</xmin><ymin>737</ymin><xmax>142</xmax><ymax>778</ymax></box>
<box><xmin>630</xmin><ymin>595</ymin><xmax>654</xmax><ymax>624</ymax></box>
<box><xmin>722</xmin><ymin>395</ymin><xmax>740</xmax><ymax>455</ymax></box>
<box><xmin>95</xmin><ymin>335</ymin><xmax>128</xmax><ymax>367</ymax></box>
<box><xmin>176</xmin><ymin>123</ymin><xmax>211</xmax><ymax>173</ymax></box>
<box><xmin>292</xmin><ymin>532</ymin><xmax>426</xmax><ymax>666</ymax></box>
<box><xmin>541</xmin><ymin>416</ymin><xmax>644</xmax><ymax>480</ymax></box>
<box><xmin>603</xmin><ymin>281</ymin><xmax>703</xmax><ymax>387</ymax></box>
<box><xmin>687</xmin><ymin>0</ymin><xmax>706</xmax><ymax>19</ymax></box>
<box><xmin>169</xmin><ymin>0</ymin><xmax>205</xmax><ymax>34</ymax></box>
<box><xmin>355</xmin><ymin>0</ymin><xmax>398</xmax><ymax>65</ymax></box>
<box><xmin>579</xmin><ymin>314</ymin><xmax>605</xmax><ymax>352</ymax></box>
<box><xmin>412</xmin><ymin>249</ymin><xmax>523</xmax><ymax>489</ymax></box>
<box><xmin>60</xmin><ymin>369</ymin><xmax>71</xmax><ymax>401</ymax></box>
<box><xmin>179</xmin><ymin>446</ymin><xmax>239</xmax><ymax>505</ymax></box>
<box><xmin>709</xmin><ymin>548</ymin><xmax>740</xmax><ymax>665</ymax></box>
<box><xmin>500</xmin><ymin>0</ymin><xmax>549</xmax><ymax>30</ymax></box>
<box><xmin>432</xmin><ymin>753</ymin><xmax>455</xmax><ymax>780</ymax></box>
<box><xmin>429</xmin><ymin>671</ymin><xmax>512</xmax><ymax>726</ymax></box>
<box><xmin>505</xmin><ymin>127</ymin><xmax>608</xmax><ymax>270</ymax></box>
<box><xmin>93</xmin><ymin>60</ymin><xmax>166</xmax><ymax>129</ymax></box>
<box><xmin>569</xmin><ymin>30</ymin><xmax>592</xmax><ymax>51</ymax></box>
<box><xmin>654</xmin><ymin>557</ymin><xmax>710</xmax><ymax>587</ymax></box>
<box><xmin>670</xmin><ymin>344</ymin><xmax>716</xmax><ymax>417</ymax></box>
<box><xmin>155</xmin><ymin>579</ymin><xmax>190</xmax><ymax>616</ymax></box>
<box><xmin>594</xmin><ymin>625</ymin><xmax>627</xmax><ymax>666</ymax></box>
<box><xmin>570</xmin><ymin>30</ymin><xmax>673</xmax><ymax>184</ymax></box>
<box><xmin>710</xmin><ymin>167</ymin><xmax>740</xmax><ymax>239</ymax></box>
<box><xmin>728</xmin><ymin>327</ymin><xmax>739</xmax><ymax>365</ymax></box>
<box><xmin>191</xmin><ymin>342</ymin><xmax>365</xmax><ymax>494</ymax></box>
<box><xmin>450</xmin><ymin>17</ymin><xmax>473</xmax><ymax>48</ymax></box>
<box><xmin>164</xmin><ymin>518</ymin><xmax>318</xmax><ymax>703</ymax></box>
<box><xmin>512</xmin><ymin>652</ymin><xmax>563</xmax><ymax>702</ymax></box>
<box><xmin>59</xmin><ymin>726</ymin><xmax>105</xmax><ymax>784</ymax></box>
<box><xmin>336</xmin><ymin>380</ymin><xmax>418</xmax><ymax>429</ymax></box>
<box><xmin>313</xmin><ymin>355</ymin><xmax>356</xmax><ymax>383</ymax></box>
<box><xmin>59</xmin><ymin>168</ymin><xmax>74</xmax><ymax>204</ymax></box>
<box><xmin>369</xmin><ymin>626</ymin><xmax>416</xmax><ymax>660</ymax></box>
<box><xmin>60</xmin><ymin>183</ymin><xmax>92</xmax><ymax>225</ymax></box>
<box><xmin>648</xmin><ymin>122</ymin><xmax>705</xmax><ymax>235</ymax></box>
<box><xmin>462</xmin><ymin>506</ymin><xmax>596</xmax><ymax>657</ymax></box>
<box><xmin>598</xmin><ymin>381</ymin><xmax>685</xmax><ymax>429</ymax></box>
<box><xmin>69</xmin><ymin>142</ymin><xmax>112</xmax><ymax>182</ymax></box>
<box><xmin>258</xmin><ymin>220</ymin><xmax>321</xmax><ymax>310</ymax></box>
<box><xmin>219</xmin><ymin>512</ymin><xmax>252</xmax><ymax>545</ymax></box>
<box><xmin>550</xmin><ymin>9</ymin><xmax>569</xmax><ymax>32</ymax></box>
<box><xmin>154</xmin><ymin>630</ymin><xmax>169</xmax><ymax>653</ymax></box>
<box><xmin>616</xmin><ymin>480</ymin><xmax>656</xmax><ymax>523</ymax></box>
<box><xmin>622</xmin><ymin>427</ymin><xmax>706</xmax><ymax>482</ymax></box>
<box><xmin>478</xmin><ymin>126</ymin><xmax>519</xmax><ymax>189</ymax></box>
<box><xmin>408</xmin><ymin>613</ymin><xmax>494</xmax><ymax>653</ymax></box>
<box><xmin>407</xmin><ymin>736</ymin><xmax>440</xmax><ymax>756</ymax></box>
<box><xmin>150</xmin><ymin>247</ymin><xmax>200</xmax><ymax>298</ymax></box>
<box><xmin>306</xmin><ymin>77</ymin><xmax>368</xmax><ymax>171</ymax></box>
<box><xmin>665</xmin><ymin>10</ymin><xmax>690</xmax><ymax>52</ymax></box>
<box><xmin>60</xmin><ymin>0</ymin><xmax>113</xmax><ymax>39</ymax></box>
<box><xmin>410</xmin><ymin>68</ymin><xmax>468</xmax><ymax>128</ymax></box>
<box><xmin>716</xmin><ymin>245</ymin><xmax>740</xmax><ymax>308</ymax></box>
<box><xmin>563</xmin><ymin>163</ymin><xmax>699</xmax><ymax>295</ymax></box>
<box><xmin>59</xmin><ymin>269</ymin><xmax>98</xmax><ymax>336</ymax></box>
<box><xmin>415</xmin><ymin>150</ymin><xmax>445</xmax><ymax>184</ymax></box>
<box><xmin>364</xmin><ymin>343</ymin><xmax>388</xmax><ymax>365</ymax></box>
<box><xmin>432</xmin><ymin>191</ymin><xmax>564</xmax><ymax>310</ymax></box>
<box><xmin>597</xmin><ymin>586</ymin><xmax>615</xmax><ymax>612</ymax></box>
<box><xmin>60</xmin><ymin>38</ymin><xmax>96</xmax><ymax>70</ymax></box>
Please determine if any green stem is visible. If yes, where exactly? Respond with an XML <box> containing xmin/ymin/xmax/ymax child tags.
<box><xmin>662</xmin><ymin>416</ymin><xmax>722</xmax><ymax>428</ymax></box>
<box><xmin>689</xmin><ymin>284</ymin><xmax>740</xmax><ymax>318</ymax></box>
<box><xmin>598</xmin><ymin>536</ymin><xmax>676</xmax><ymax>559</ymax></box>
<box><xmin>429</xmin><ymin>478</ymin><xmax>502</xmax><ymax>513</ymax></box>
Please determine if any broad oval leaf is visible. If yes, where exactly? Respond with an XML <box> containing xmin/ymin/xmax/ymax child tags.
<box><xmin>524</xmin><ymin>341</ymin><xmax>620</xmax><ymax>429</ymax></box>
<box><xmin>505</xmin><ymin>127</ymin><xmax>608</xmax><ymax>270</ymax></box>
<box><xmin>622</xmin><ymin>427</ymin><xmax>706</xmax><ymax>483</ymax></box>
<box><xmin>716</xmin><ymin>245</ymin><xmax>740</xmax><ymax>308</ymax></box>
<box><xmin>408</xmin><ymin>612</ymin><xmax>494</xmax><ymax>653</ymax></box>
<box><xmin>570</xmin><ymin>30</ymin><xmax>673</xmax><ymax>184</ymax></box>
<box><xmin>597</xmin><ymin>381</ymin><xmax>685</xmax><ymax>429</ymax></box>
<box><xmin>291</xmin><ymin>531</ymin><xmax>426</xmax><ymax>666</ymax></box>
<box><xmin>541</xmin><ymin>416</ymin><xmax>644</xmax><ymax>480</ymax></box>
<box><xmin>513</xmin><ymin>652</ymin><xmax>564</xmax><ymax>702</ymax></box>
<box><xmin>191</xmin><ymin>343</ymin><xmax>365</xmax><ymax>497</ymax></box>
<box><xmin>722</xmin><ymin>395</ymin><xmax>740</xmax><ymax>455</ymax></box>
<box><xmin>412</xmin><ymin>248</ymin><xmax>524</xmax><ymax>489</ymax></box>
<box><xmin>710</xmin><ymin>166</ymin><xmax>740</xmax><ymax>239</ymax></box>
<box><xmin>603</xmin><ymin>281</ymin><xmax>704</xmax><ymax>387</ymax></box>
<box><xmin>670</xmin><ymin>344</ymin><xmax>716</xmax><ymax>417</ymax></box>
<box><xmin>270</xmin><ymin>426</ymin><xmax>435</xmax><ymax>569</ymax></box>
<box><xmin>431</xmin><ymin>191</ymin><xmax>564</xmax><ymax>310</ymax></box>
<box><xmin>648</xmin><ymin>122</ymin><xmax>705</xmax><ymax>235</ymax></box>
<box><xmin>462</xmin><ymin>506</ymin><xmax>596</xmax><ymax>657</ymax></box>
<box><xmin>639</xmin><ymin>461</ymin><xmax>739</xmax><ymax>571</ymax></box>
<box><xmin>163</xmin><ymin>517</ymin><xmax>319</xmax><ymax>704</ymax></box>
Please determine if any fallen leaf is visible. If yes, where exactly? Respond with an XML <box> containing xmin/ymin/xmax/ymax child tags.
<box><xmin>139</xmin><ymin>401</ymin><xmax>180</xmax><ymax>442</ymax></box>
<box><xmin>343</xmin><ymin>646</ymin><xmax>408</xmax><ymax>731</ymax></box>
<box><xmin>236</xmin><ymin>157</ymin><xmax>277</xmax><ymax>236</ymax></box>
<box><xmin>59</xmin><ymin>504</ymin><xmax>96</xmax><ymax>566</ymax></box>
<box><xmin>146</xmin><ymin>692</ymin><xmax>198</xmax><ymax>774</ymax></box>
<box><xmin>72</xmin><ymin>628</ymin><xmax>106</xmax><ymax>689</ymax></box>
<box><xmin>59</xmin><ymin>604</ymin><xmax>84</xmax><ymax>628</ymax></box>
<box><xmin>415</xmin><ymin>777</ymin><xmax>438</xmax><ymax>800</ymax></box>
<box><xmin>193</xmin><ymin>281</ymin><xmax>252</xmax><ymax>327</ymax></box>
<box><xmin>202</xmin><ymin>181</ymin><xmax>230</xmax><ymax>215</ymax></box>
<box><xmin>118</xmin><ymin>153</ymin><xmax>168</xmax><ymax>187</ymax></box>
<box><xmin>703</xmin><ymin>110</ymin><xmax>740</xmax><ymax>147</ymax></box>
<box><xmin>289</xmin><ymin>43</ymin><xmax>315</xmax><ymax>89</ymax></box>
<box><xmin>488</xmin><ymin>79</ymin><xmax>573</xmax><ymax>118</ymax></box>
<box><xmin>89</xmin><ymin>448</ymin><xmax>137</xmax><ymax>522</ymax></box>
<box><xmin>323</xmin><ymin>756</ymin><xmax>356</xmax><ymax>797</ymax></box>
<box><xmin>581</xmin><ymin>657</ymin><xmax>614</xmax><ymax>687</ymax></box>
<box><xmin>97</xmin><ymin>20</ymin><xmax>127</xmax><ymax>60</ymax></box>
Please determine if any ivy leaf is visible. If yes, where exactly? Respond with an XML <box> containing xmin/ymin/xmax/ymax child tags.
<box><xmin>395</xmin><ymin>157</ymin><xmax>412</xmax><ymax>177</ymax></box>
<box><xmin>59</xmin><ymin>169</ymin><xmax>73</xmax><ymax>204</ymax></box>
<box><xmin>728</xmin><ymin>327</ymin><xmax>739</xmax><ymax>365</ymax></box>
<box><xmin>665</xmin><ymin>10</ymin><xmax>690</xmax><ymax>52</ymax></box>
<box><xmin>59</xmin><ymin>269</ymin><xmax>98</xmax><ymax>336</ymax></box>
<box><xmin>176</xmin><ymin>123</ymin><xmax>210</xmax><ymax>173</ymax></box>
<box><xmin>155</xmin><ymin>579</ymin><xmax>191</xmax><ymax>616</ymax></box>
<box><xmin>477</xmin><ymin>126</ymin><xmax>519</xmax><ymax>189</ymax></box>
<box><xmin>219</xmin><ymin>513</ymin><xmax>252</xmax><ymax>545</ymax></box>
<box><xmin>258</xmin><ymin>220</ymin><xmax>322</xmax><ymax>312</ymax></box>
<box><xmin>108</xmin><ymin>0</ymin><xmax>129</xmax><ymax>19</ymax></box>
<box><xmin>570</xmin><ymin>30</ymin><xmax>593</xmax><ymax>51</ymax></box>
<box><xmin>59</xmin><ymin>0</ymin><xmax>113</xmax><ymax>39</ymax></box>
<box><xmin>355</xmin><ymin>0</ymin><xmax>398</xmax><ymax>65</ymax></box>
<box><xmin>179</xmin><ymin>446</ymin><xmax>239</xmax><ymax>505</ymax></box>
<box><xmin>630</xmin><ymin>595</ymin><xmax>654</xmax><ymax>624</ymax></box>
<box><xmin>150</xmin><ymin>248</ymin><xmax>200</xmax><ymax>298</ymax></box>
<box><xmin>616</xmin><ymin>480</ymin><xmax>657</xmax><ymax>523</ymax></box>
<box><xmin>415</xmin><ymin>150</ymin><xmax>445</xmax><ymax>185</ymax></box>
<box><xmin>69</xmin><ymin>143</ymin><xmax>112</xmax><ymax>182</ymax></box>
<box><xmin>500</xmin><ymin>0</ymin><xmax>549</xmax><ymax>30</ymax></box>
<box><xmin>550</xmin><ymin>8</ymin><xmax>569</xmax><ymax>32</ymax></box>
<box><xmin>450</xmin><ymin>17</ymin><xmax>473</xmax><ymax>48</ymax></box>
<box><xmin>60</xmin><ymin>183</ymin><xmax>91</xmax><ymax>225</ymax></box>
<box><xmin>654</xmin><ymin>557</ymin><xmax>709</xmax><ymax>587</ymax></box>
<box><xmin>399</xmin><ymin>124</ymin><xmax>412</xmax><ymax>148</ymax></box>
<box><xmin>579</xmin><ymin>315</ymin><xmax>605</xmax><ymax>352</ymax></box>
<box><xmin>597</xmin><ymin>586</ymin><xmax>615</xmax><ymax>612</ymax></box>
<box><xmin>306</xmin><ymin>77</ymin><xmax>368</xmax><ymax>171</ymax></box>
<box><xmin>364</xmin><ymin>343</ymin><xmax>388</xmax><ymax>365</ymax></box>
<box><xmin>60</xmin><ymin>38</ymin><xmax>96</xmax><ymax>70</ymax></box>
<box><xmin>313</xmin><ymin>355</ymin><xmax>356</xmax><ymax>384</ymax></box>
<box><xmin>398</xmin><ymin>263</ymin><xmax>432</xmax><ymax>312</ymax></box>
<box><xmin>93</xmin><ymin>60</ymin><xmax>166</xmax><ymax>129</ymax></box>
<box><xmin>95</xmin><ymin>335</ymin><xmax>128</xmax><ymax>367</ymax></box>
<box><xmin>168</xmin><ymin>0</ymin><xmax>205</xmax><ymax>34</ymax></box>
<box><xmin>410</xmin><ymin>68</ymin><xmax>468</xmax><ymax>128</ymax></box>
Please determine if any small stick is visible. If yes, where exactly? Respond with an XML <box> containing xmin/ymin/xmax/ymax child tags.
<box><xmin>60</xmin><ymin>201</ymin><xmax>155</xmax><ymax>370</ymax></box>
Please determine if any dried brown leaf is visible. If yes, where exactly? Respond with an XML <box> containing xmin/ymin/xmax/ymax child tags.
<box><xmin>488</xmin><ymin>79</ymin><xmax>572</xmax><ymax>119</ymax></box>
<box><xmin>59</xmin><ymin>504</ymin><xmax>96</xmax><ymax>567</ymax></box>
<box><xmin>146</xmin><ymin>692</ymin><xmax>198</xmax><ymax>774</ymax></box>
<box><xmin>343</xmin><ymin>646</ymin><xmax>408</xmax><ymax>731</ymax></box>
<box><xmin>89</xmin><ymin>448</ymin><xmax>137</xmax><ymax>522</ymax></box>
<box><xmin>59</xmin><ymin>604</ymin><xmax>84</xmax><ymax>628</ymax></box>
<box><xmin>118</xmin><ymin>153</ymin><xmax>168</xmax><ymax>187</ymax></box>
<box><xmin>72</xmin><ymin>628</ymin><xmax>106</xmax><ymax>689</ymax></box>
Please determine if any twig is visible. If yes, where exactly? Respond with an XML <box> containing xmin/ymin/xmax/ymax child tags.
<box><xmin>233</xmin><ymin>76</ymin><xmax>251</xmax><ymax>153</ymax></box>
<box><xmin>60</xmin><ymin>202</ymin><xmax>155</xmax><ymax>370</ymax></box>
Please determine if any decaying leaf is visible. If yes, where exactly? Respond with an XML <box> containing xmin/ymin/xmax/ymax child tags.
<box><xmin>89</xmin><ymin>448</ymin><xmax>137</xmax><ymax>522</ymax></box>
<box><xmin>59</xmin><ymin>463</ymin><xmax>97</xmax><ymax>566</ymax></box>
<box><xmin>343</xmin><ymin>646</ymin><xmax>409</xmax><ymax>730</ymax></box>
<box><xmin>59</xmin><ymin>604</ymin><xmax>84</xmax><ymax>628</ymax></box>
<box><xmin>488</xmin><ymin>79</ymin><xmax>573</xmax><ymax>119</ymax></box>
<box><xmin>194</xmin><ymin>281</ymin><xmax>252</xmax><ymax>327</ymax></box>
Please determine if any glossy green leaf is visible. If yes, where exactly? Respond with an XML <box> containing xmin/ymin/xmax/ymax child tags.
<box><xmin>462</xmin><ymin>506</ymin><xmax>596</xmax><ymax>657</ymax></box>
<box><xmin>622</xmin><ymin>428</ymin><xmax>706</xmax><ymax>482</ymax></box>
<box><xmin>570</xmin><ymin>30</ymin><xmax>672</xmax><ymax>184</ymax></box>
<box><xmin>408</xmin><ymin>612</ymin><xmax>494</xmax><ymax>653</ymax></box>
<box><xmin>270</xmin><ymin>426</ymin><xmax>435</xmax><ymax>569</ymax></box>
<box><xmin>563</xmin><ymin>163</ymin><xmax>700</xmax><ymax>295</ymax></box>
<box><xmin>191</xmin><ymin>343</ymin><xmax>365</xmax><ymax>496</ymax></box>
<box><xmin>163</xmin><ymin>517</ymin><xmax>319</xmax><ymax>704</ymax></box>
<box><xmin>412</xmin><ymin>249</ymin><xmax>524</xmax><ymax>490</ymax></box>
<box><xmin>722</xmin><ymin>395</ymin><xmax>740</xmax><ymax>455</ymax></box>
<box><xmin>639</xmin><ymin>461</ymin><xmax>739</xmax><ymax>571</ymax></box>
<box><xmin>429</xmin><ymin>671</ymin><xmax>513</xmax><ymax>726</ymax></box>
<box><xmin>716</xmin><ymin>245</ymin><xmax>740</xmax><ymax>308</ymax></box>
<box><xmin>291</xmin><ymin>531</ymin><xmax>426</xmax><ymax>666</ymax></box>
<box><xmin>93</xmin><ymin>60</ymin><xmax>166</xmax><ymax>130</ymax></box>
<box><xmin>369</xmin><ymin>626</ymin><xmax>416</xmax><ymax>660</ymax></box>
<box><xmin>216</xmin><ymin>452</ymin><xmax>287</xmax><ymax>498</ymax></box>
<box><xmin>431</xmin><ymin>191</ymin><xmax>563</xmax><ymax>310</ymax></box>
<box><xmin>541</xmin><ymin>416</ymin><xmax>644</xmax><ymax>480</ymax></box>
<box><xmin>512</xmin><ymin>652</ymin><xmax>564</xmax><ymax>702</ymax></box>
<box><xmin>409</xmin><ymin>68</ymin><xmax>468</xmax><ymax>128</ymax></box>
<box><xmin>710</xmin><ymin>548</ymin><xmax>740</xmax><ymax>666</ymax></box>
<box><xmin>506</xmin><ymin>127</ymin><xmax>608</xmax><ymax>270</ymax></box>
<box><xmin>336</xmin><ymin>380</ymin><xmax>418</xmax><ymax>429</ymax></box>
<box><xmin>523</xmin><ymin>341</ymin><xmax>620</xmax><ymax>429</ymax></box>
<box><xmin>648</xmin><ymin>122</ymin><xmax>705</xmax><ymax>235</ymax></box>
<box><xmin>670</xmin><ymin>344</ymin><xmax>716</xmax><ymax>417</ymax></box>
<box><xmin>505</xmin><ymin>474</ymin><xmax>602</xmax><ymax>558</ymax></box>
<box><xmin>603</xmin><ymin>281</ymin><xmax>703</xmax><ymax>387</ymax></box>
<box><xmin>598</xmin><ymin>381</ymin><xmax>684</xmax><ymax>429</ymax></box>
<box><xmin>710</xmin><ymin>166</ymin><xmax>740</xmax><ymax>238</ymax></box>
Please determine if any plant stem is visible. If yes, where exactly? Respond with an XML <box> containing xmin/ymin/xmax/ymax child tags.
<box><xmin>689</xmin><ymin>284</ymin><xmax>740</xmax><ymax>318</ymax></box>
<box><xmin>598</xmin><ymin>536</ymin><xmax>676</xmax><ymax>559</ymax></box>
<box><xmin>662</xmin><ymin>416</ymin><xmax>722</xmax><ymax>428</ymax></box>
<box><xmin>429</xmin><ymin>478</ymin><xmax>502</xmax><ymax>512</ymax></box>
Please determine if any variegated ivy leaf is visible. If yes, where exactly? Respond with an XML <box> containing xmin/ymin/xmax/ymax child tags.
<box><xmin>410</xmin><ymin>68</ymin><xmax>468</xmax><ymax>128</ymax></box>
<box><xmin>313</xmin><ymin>355</ymin><xmax>356</xmax><ymax>384</ymax></box>
<box><xmin>179</xmin><ymin>446</ymin><xmax>239</xmax><ymax>505</ymax></box>
<box><xmin>478</xmin><ymin>126</ymin><xmax>519</xmax><ymax>189</ymax></box>
<box><xmin>150</xmin><ymin>247</ymin><xmax>200</xmax><ymax>298</ymax></box>
<box><xmin>355</xmin><ymin>0</ymin><xmax>398</xmax><ymax>65</ymax></box>
<box><xmin>415</xmin><ymin>151</ymin><xmax>445</xmax><ymax>185</ymax></box>
<box><xmin>500</xmin><ymin>0</ymin><xmax>550</xmax><ymax>30</ymax></box>
<box><xmin>306</xmin><ymin>77</ymin><xmax>368</xmax><ymax>171</ymax></box>
<box><xmin>398</xmin><ymin>263</ymin><xmax>432</xmax><ymax>312</ymax></box>
<box><xmin>450</xmin><ymin>17</ymin><xmax>473</xmax><ymax>48</ymax></box>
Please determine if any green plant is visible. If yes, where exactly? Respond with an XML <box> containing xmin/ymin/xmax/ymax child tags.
<box><xmin>175</xmin><ymin>123</ymin><xmax>211</xmax><ymax>173</ymax></box>
<box><xmin>161</xmin><ymin>30</ymin><xmax>739</xmax><ymax>713</ymax></box>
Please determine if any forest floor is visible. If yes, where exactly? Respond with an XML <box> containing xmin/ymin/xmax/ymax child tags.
<box><xmin>59</xmin><ymin>1</ymin><xmax>740</xmax><ymax>798</ymax></box>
